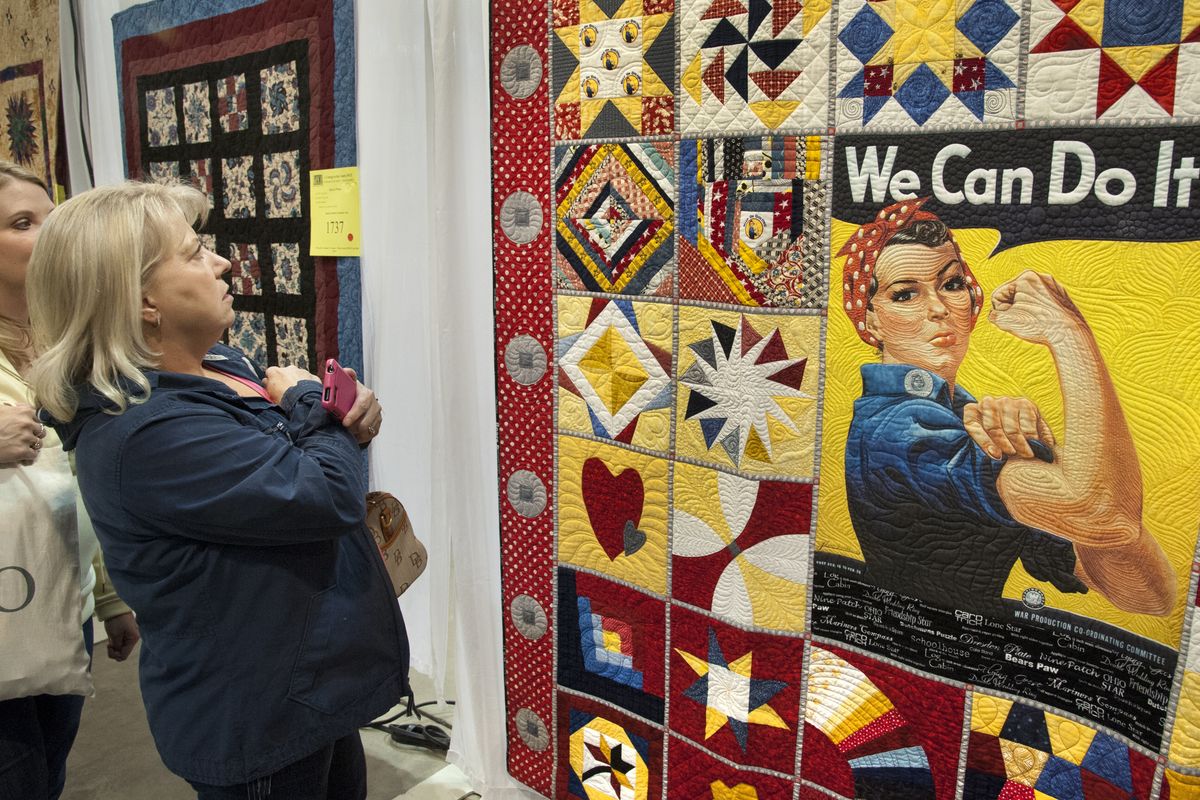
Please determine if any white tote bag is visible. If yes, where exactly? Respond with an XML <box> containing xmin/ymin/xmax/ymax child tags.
<box><xmin>0</xmin><ymin>441</ymin><xmax>92</xmax><ymax>699</ymax></box>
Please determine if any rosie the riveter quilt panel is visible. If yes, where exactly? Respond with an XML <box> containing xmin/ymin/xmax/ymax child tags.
<box><xmin>113</xmin><ymin>0</ymin><xmax>360</xmax><ymax>374</ymax></box>
<box><xmin>492</xmin><ymin>1</ymin><xmax>1200</xmax><ymax>798</ymax></box>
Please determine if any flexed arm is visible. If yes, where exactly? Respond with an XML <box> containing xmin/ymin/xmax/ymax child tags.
<box><xmin>989</xmin><ymin>271</ymin><xmax>1174</xmax><ymax>615</ymax></box>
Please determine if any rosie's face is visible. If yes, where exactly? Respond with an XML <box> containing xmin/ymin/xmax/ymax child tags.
<box><xmin>865</xmin><ymin>241</ymin><xmax>975</xmax><ymax>379</ymax></box>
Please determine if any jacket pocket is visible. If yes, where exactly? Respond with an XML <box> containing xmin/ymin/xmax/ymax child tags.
<box><xmin>287</xmin><ymin>581</ymin><xmax>397</xmax><ymax>715</ymax></box>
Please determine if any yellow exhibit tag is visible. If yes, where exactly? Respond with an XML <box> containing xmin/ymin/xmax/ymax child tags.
<box><xmin>309</xmin><ymin>167</ymin><xmax>361</xmax><ymax>256</ymax></box>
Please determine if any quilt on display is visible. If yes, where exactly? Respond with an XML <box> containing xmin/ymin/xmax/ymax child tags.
<box><xmin>0</xmin><ymin>0</ymin><xmax>61</xmax><ymax>190</ymax></box>
<box><xmin>492</xmin><ymin>1</ymin><xmax>1200</xmax><ymax>798</ymax></box>
<box><xmin>113</xmin><ymin>0</ymin><xmax>360</xmax><ymax>374</ymax></box>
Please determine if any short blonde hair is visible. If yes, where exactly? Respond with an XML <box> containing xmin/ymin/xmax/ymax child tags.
<box><xmin>27</xmin><ymin>181</ymin><xmax>209</xmax><ymax>420</ymax></box>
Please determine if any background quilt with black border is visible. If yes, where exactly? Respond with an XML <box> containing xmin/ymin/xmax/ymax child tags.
<box><xmin>493</xmin><ymin>1</ymin><xmax>1200</xmax><ymax>798</ymax></box>
<box><xmin>114</xmin><ymin>0</ymin><xmax>360</xmax><ymax>374</ymax></box>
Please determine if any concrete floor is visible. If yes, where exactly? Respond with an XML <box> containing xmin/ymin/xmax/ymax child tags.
<box><xmin>62</xmin><ymin>641</ymin><xmax>470</xmax><ymax>800</ymax></box>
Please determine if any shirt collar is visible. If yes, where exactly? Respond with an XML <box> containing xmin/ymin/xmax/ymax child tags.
<box><xmin>859</xmin><ymin>362</ymin><xmax>976</xmax><ymax>412</ymax></box>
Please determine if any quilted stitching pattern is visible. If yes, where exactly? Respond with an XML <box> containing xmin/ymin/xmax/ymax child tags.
<box><xmin>491</xmin><ymin>0</ymin><xmax>1200</xmax><ymax>797</ymax></box>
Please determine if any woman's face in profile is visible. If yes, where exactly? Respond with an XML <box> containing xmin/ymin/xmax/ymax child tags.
<box><xmin>865</xmin><ymin>241</ymin><xmax>975</xmax><ymax>378</ymax></box>
<box><xmin>0</xmin><ymin>180</ymin><xmax>53</xmax><ymax>294</ymax></box>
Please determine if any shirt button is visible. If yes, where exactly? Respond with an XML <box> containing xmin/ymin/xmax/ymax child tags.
<box><xmin>903</xmin><ymin>369</ymin><xmax>934</xmax><ymax>397</ymax></box>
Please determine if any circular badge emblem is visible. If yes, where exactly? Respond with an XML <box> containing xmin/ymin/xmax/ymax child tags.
<box><xmin>903</xmin><ymin>368</ymin><xmax>934</xmax><ymax>397</ymax></box>
<box><xmin>1022</xmin><ymin>587</ymin><xmax>1046</xmax><ymax>610</ymax></box>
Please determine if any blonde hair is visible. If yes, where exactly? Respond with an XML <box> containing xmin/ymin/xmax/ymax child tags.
<box><xmin>27</xmin><ymin>181</ymin><xmax>209</xmax><ymax>420</ymax></box>
<box><xmin>0</xmin><ymin>160</ymin><xmax>50</xmax><ymax>372</ymax></box>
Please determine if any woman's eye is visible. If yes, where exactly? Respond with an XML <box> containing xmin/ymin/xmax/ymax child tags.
<box><xmin>942</xmin><ymin>275</ymin><xmax>966</xmax><ymax>291</ymax></box>
<box><xmin>891</xmin><ymin>289</ymin><xmax>916</xmax><ymax>302</ymax></box>
<box><xmin>12</xmin><ymin>218</ymin><xmax>31</xmax><ymax>230</ymax></box>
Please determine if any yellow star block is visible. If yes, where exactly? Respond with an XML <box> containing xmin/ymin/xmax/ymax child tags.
<box><xmin>1068</xmin><ymin>0</ymin><xmax>1105</xmax><ymax>44</ymax></box>
<box><xmin>579</xmin><ymin>325</ymin><xmax>650</xmax><ymax>416</ymax></box>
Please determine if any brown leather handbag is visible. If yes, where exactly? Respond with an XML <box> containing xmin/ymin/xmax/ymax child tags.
<box><xmin>365</xmin><ymin>491</ymin><xmax>427</xmax><ymax>596</ymax></box>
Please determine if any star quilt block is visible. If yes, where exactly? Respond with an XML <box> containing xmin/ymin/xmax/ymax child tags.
<box><xmin>965</xmin><ymin>694</ymin><xmax>1156</xmax><ymax>799</ymax></box>
<box><xmin>557</xmin><ymin>692</ymin><xmax>664</xmax><ymax>800</ymax></box>
<box><xmin>679</xmin><ymin>0</ymin><xmax>833</xmax><ymax>135</ymax></box>
<box><xmin>558</xmin><ymin>297</ymin><xmax>673</xmax><ymax>452</ymax></box>
<box><xmin>671</xmin><ymin>461</ymin><xmax>812</xmax><ymax>632</ymax></box>
<box><xmin>555</xmin><ymin>142</ymin><xmax>676</xmax><ymax>297</ymax></box>
<box><xmin>553</xmin><ymin>0</ymin><xmax>675</xmax><ymax>140</ymax></box>
<box><xmin>675</xmin><ymin>306</ymin><xmax>820</xmax><ymax>477</ymax></box>
<box><xmin>668</xmin><ymin>605</ymin><xmax>803</xmax><ymax>774</ymax></box>
<box><xmin>834</xmin><ymin>0</ymin><xmax>1021</xmax><ymax>128</ymax></box>
<box><xmin>1026</xmin><ymin>0</ymin><xmax>1200</xmax><ymax>120</ymax></box>
<box><xmin>558</xmin><ymin>435</ymin><xmax>669</xmax><ymax>595</ymax></box>
<box><xmin>679</xmin><ymin>134</ymin><xmax>828</xmax><ymax>308</ymax></box>
<box><xmin>558</xmin><ymin>568</ymin><xmax>667</xmax><ymax>722</ymax></box>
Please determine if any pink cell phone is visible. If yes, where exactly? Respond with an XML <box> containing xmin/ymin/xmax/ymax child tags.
<box><xmin>321</xmin><ymin>358</ymin><xmax>356</xmax><ymax>420</ymax></box>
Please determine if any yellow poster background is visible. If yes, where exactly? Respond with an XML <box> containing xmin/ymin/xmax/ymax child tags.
<box><xmin>817</xmin><ymin>218</ymin><xmax>1200</xmax><ymax>647</ymax></box>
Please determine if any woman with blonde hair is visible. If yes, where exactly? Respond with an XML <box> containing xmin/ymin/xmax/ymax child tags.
<box><xmin>27</xmin><ymin>179</ymin><xmax>404</xmax><ymax>800</ymax></box>
<box><xmin>0</xmin><ymin>161</ymin><xmax>139</xmax><ymax>799</ymax></box>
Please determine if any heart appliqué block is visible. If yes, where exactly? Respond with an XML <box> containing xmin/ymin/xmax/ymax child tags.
<box><xmin>582</xmin><ymin>456</ymin><xmax>645</xmax><ymax>560</ymax></box>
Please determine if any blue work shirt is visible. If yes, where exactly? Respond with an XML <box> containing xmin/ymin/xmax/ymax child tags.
<box><xmin>844</xmin><ymin>363</ymin><xmax>1086</xmax><ymax>613</ymax></box>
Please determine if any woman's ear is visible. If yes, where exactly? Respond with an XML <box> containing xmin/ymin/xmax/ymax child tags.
<box><xmin>141</xmin><ymin>296</ymin><xmax>160</xmax><ymax>328</ymax></box>
<box><xmin>864</xmin><ymin>306</ymin><xmax>882</xmax><ymax>348</ymax></box>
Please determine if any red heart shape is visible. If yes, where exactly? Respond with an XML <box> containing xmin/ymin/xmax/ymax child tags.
<box><xmin>582</xmin><ymin>457</ymin><xmax>644</xmax><ymax>561</ymax></box>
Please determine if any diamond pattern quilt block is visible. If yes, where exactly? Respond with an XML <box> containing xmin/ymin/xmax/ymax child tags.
<box><xmin>965</xmin><ymin>694</ymin><xmax>1156</xmax><ymax>799</ymax></box>
<box><xmin>679</xmin><ymin>0</ymin><xmax>833</xmax><ymax>135</ymax></box>
<box><xmin>553</xmin><ymin>0</ymin><xmax>675</xmax><ymax>140</ymax></box>
<box><xmin>1026</xmin><ymin>0</ymin><xmax>1200</xmax><ymax>120</ymax></box>
<box><xmin>555</xmin><ymin>142</ymin><xmax>676</xmax><ymax>297</ymax></box>
<box><xmin>668</xmin><ymin>605</ymin><xmax>803</xmax><ymax>774</ymax></box>
<box><xmin>835</xmin><ymin>0</ymin><xmax>1021</xmax><ymax>128</ymax></box>
<box><xmin>802</xmin><ymin>645</ymin><xmax>965</xmax><ymax>800</ymax></box>
<box><xmin>558</xmin><ymin>568</ymin><xmax>667</xmax><ymax>722</ymax></box>
<box><xmin>666</xmin><ymin>736</ymin><xmax>795</xmax><ymax>799</ymax></box>
<box><xmin>679</xmin><ymin>134</ymin><xmax>828</xmax><ymax>308</ymax></box>
<box><xmin>675</xmin><ymin>306</ymin><xmax>819</xmax><ymax>477</ymax></box>
<box><xmin>558</xmin><ymin>691</ymin><xmax>664</xmax><ymax>800</ymax></box>
<box><xmin>672</xmin><ymin>461</ymin><xmax>812</xmax><ymax>632</ymax></box>
<box><xmin>558</xmin><ymin>435</ymin><xmax>669</xmax><ymax>595</ymax></box>
<box><xmin>558</xmin><ymin>297</ymin><xmax>673</xmax><ymax>452</ymax></box>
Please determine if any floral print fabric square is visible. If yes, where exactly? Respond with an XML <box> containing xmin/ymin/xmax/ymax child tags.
<box><xmin>228</xmin><ymin>310</ymin><xmax>267</xmax><ymax>367</ymax></box>
<box><xmin>274</xmin><ymin>316</ymin><xmax>310</xmax><ymax>370</ymax></box>
<box><xmin>271</xmin><ymin>242</ymin><xmax>302</xmax><ymax>294</ymax></box>
<box><xmin>260</xmin><ymin>62</ymin><xmax>301</xmax><ymax>134</ymax></box>
<box><xmin>222</xmin><ymin>155</ymin><xmax>256</xmax><ymax>218</ymax></box>
<box><xmin>144</xmin><ymin>88</ymin><xmax>178</xmax><ymax>147</ymax></box>
<box><xmin>183</xmin><ymin>81</ymin><xmax>211</xmax><ymax>143</ymax></box>
<box><xmin>264</xmin><ymin>150</ymin><xmax>302</xmax><ymax>218</ymax></box>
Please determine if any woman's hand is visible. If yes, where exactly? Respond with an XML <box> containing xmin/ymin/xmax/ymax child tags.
<box><xmin>262</xmin><ymin>365</ymin><xmax>321</xmax><ymax>404</ymax></box>
<box><xmin>963</xmin><ymin>395</ymin><xmax>1056</xmax><ymax>460</ymax></box>
<box><xmin>989</xmin><ymin>270</ymin><xmax>1085</xmax><ymax>345</ymax></box>
<box><xmin>0</xmin><ymin>403</ymin><xmax>46</xmax><ymax>467</ymax></box>
<box><xmin>103</xmin><ymin>612</ymin><xmax>140</xmax><ymax>662</ymax></box>
<box><xmin>339</xmin><ymin>368</ymin><xmax>382</xmax><ymax>445</ymax></box>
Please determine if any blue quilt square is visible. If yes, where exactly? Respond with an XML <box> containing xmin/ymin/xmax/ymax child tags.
<box><xmin>1102</xmin><ymin>0</ymin><xmax>1183</xmax><ymax>46</ymax></box>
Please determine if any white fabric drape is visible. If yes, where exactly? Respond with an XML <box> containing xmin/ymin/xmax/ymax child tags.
<box><xmin>69</xmin><ymin>0</ymin><xmax>534</xmax><ymax>796</ymax></box>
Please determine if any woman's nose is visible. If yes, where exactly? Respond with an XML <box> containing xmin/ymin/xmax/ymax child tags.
<box><xmin>928</xmin><ymin>294</ymin><xmax>948</xmax><ymax>318</ymax></box>
<box><xmin>213</xmin><ymin>255</ymin><xmax>232</xmax><ymax>277</ymax></box>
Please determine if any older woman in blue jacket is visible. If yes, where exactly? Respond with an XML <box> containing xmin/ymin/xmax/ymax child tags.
<box><xmin>24</xmin><ymin>181</ymin><xmax>407</xmax><ymax>799</ymax></box>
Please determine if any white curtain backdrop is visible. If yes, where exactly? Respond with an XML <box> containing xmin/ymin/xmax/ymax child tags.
<box><xmin>68</xmin><ymin>0</ymin><xmax>535</xmax><ymax>796</ymax></box>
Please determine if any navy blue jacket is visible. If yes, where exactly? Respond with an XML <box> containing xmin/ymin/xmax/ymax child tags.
<box><xmin>52</xmin><ymin>345</ymin><xmax>409</xmax><ymax>785</ymax></box>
